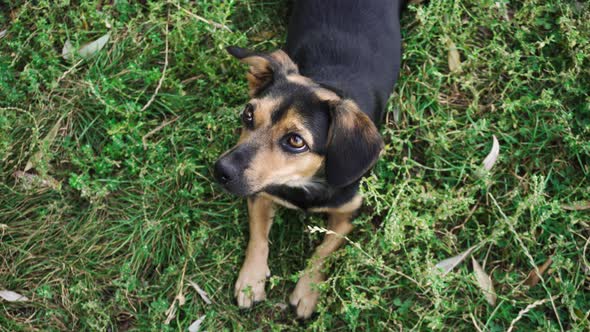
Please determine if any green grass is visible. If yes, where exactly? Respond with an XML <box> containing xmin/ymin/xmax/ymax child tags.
<box><xmin>1</xmin><ymin>0</ymin><xmax>589</xmax><ymax>330</ymax></box>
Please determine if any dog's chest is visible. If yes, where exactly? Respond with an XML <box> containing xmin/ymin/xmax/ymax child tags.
<box><xmin>261</xmin><ymin>182</ymin><xmax>360</xmax><ymax>212</ymax></box>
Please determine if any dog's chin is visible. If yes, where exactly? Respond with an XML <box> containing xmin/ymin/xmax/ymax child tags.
<box><xmin>219</xmin><ymin>181</ymin><xmax>254</xmax><ymax>197</ymax></box>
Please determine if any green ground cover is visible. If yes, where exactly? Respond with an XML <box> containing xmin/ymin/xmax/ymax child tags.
<box><xmin>1</xmin><ymin>0</ymin><xmax>589</xmax><ymax>330</ymax></box>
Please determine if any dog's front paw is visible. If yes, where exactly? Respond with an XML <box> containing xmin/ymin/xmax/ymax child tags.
<box><xmin>289</xmin><ymin>271</ymin><xmax>324</xmax><ymax>319</ymax></box>
<box><xmin>234</xmin><ymin>263</ymin><xmax>270</xmax><ymax>308</ymax></box>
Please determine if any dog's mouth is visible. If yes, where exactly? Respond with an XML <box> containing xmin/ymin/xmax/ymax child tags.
<box><xmin>216</xmin><ymin>179</ymin><xmax>253</xmax><ymax>197</ymax></box>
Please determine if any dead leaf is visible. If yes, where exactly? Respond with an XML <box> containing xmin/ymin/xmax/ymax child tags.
<box><xmin>0</xmin><ymin>290</ymin><xmax>29</xmax><ymax>302</ymax></box>
<box><xmin>561</xmin><ymin>201</ymin><xmax>590</xmax><ymax>211</ymax></box>
<box><xmin>524</xmin><ymin>256</ymin><xmax>553</xmax><ymax>287</ymax></box>
<box><xmin>188</xmin><ymin>315</ymin><xmax>206</xmax><ymax>332</ymax></box>
<box><xmin>164</xmin><ymin>293</ymin><xmax>186</xmax><ymax>325</ymax></box>
<box><xmin>14</xmin><ymin>171</ymin><xmax>60</xmax><ymax>190</ymax></box>
<box><xmin>78</xmin><ymin>33</ymin><xmax>110</xmax><ymax>58</ymax></box>
<box><xmin>63</xmin><ymin>33</ymin><xmax>110</xmax><ymax>60</ymax></box>
<box><xmin>25</xmin><ymin>118</ymin><xmax>63</xmax><ymax>172</ymax></box>
<box><xmin>0</xmin><ymin>29</ymin><xmax>7</xmax><ymax>39</ymax></box>
<box><xmin>62</xmin><ymin>40</ymin><xmax>74</xmax><ymax>60</ymax></box>
<box><xmin>447</xmin><ymin>39</ymin><xmax>462</xmax><ymax>73</ymax></box>
<box><xmin>434</xmin><ymin>246</ymin><xmax>476</xmax><ymax>275</ymax></box>
<box><xmin>472</xmin><ymin>257</ymin><xmax>496</xmax><ymax>306</ymax></box>
<box><xmin>188</xmin><ymin>280</ymin><xmax>211</xmax><ymax>305</ymax></box>
<box><xmin>482</xmin><ymin>135</ymin><xmax>500</xmax><ymax>171</ymax></box>
<box><xmin>164</xmin><ymin>300</ymin><xmax>177</xmax><ymax>325</ymax></box>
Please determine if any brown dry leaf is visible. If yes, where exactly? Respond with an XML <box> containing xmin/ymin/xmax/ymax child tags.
<box><xmin>25</xmin><ymin>118</ymin><xmax>63</xmax><ymax>172</ymax></box>
<box><xmin>434</xmin><ymin>246</ymin><xmax>476</xmax><ymax>276</ymax></box>
<box><xmin>524</xmin><ymin>256</ymin><xmax>553</xmax><ymax>287</ymax></box>
<box><xmin>561</xmin><ymin>201</ymin><xmax>590</xmax><ymax>211</ymax></box>
<box><xmin>447</xmin><ymin>39</ymin><xmax>462</xmax><ymax>73</ymax></box>
<box><xmin>472</xmin><ymin>257</ymin><xmax>496</xmax><ymax>306</ymax></box>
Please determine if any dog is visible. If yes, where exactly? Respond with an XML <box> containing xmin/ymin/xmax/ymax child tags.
<box><xmin>214</xmin><ymin>0</ymin><xmax>403</xmax><ymax>319</ymax></box>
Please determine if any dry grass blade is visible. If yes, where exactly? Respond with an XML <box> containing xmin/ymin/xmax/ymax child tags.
<box><xmin>173</xmin><ymin>2</ymin><xmax>231</xmax><ymax>32</ymax></box>
<box><xmin>524</xmin><ymin>256</ymin><xmax>553</xmax><ymax>287</ymax></box>
<box><xmin>561</xmin><ymin>201</ymin><xmax>590</xmax><ymax>211</ymax></box>
<box><xmin>472</xmin><ymin>257</ymin><xmax>496</xmax><ymax>306</ymax></box>
<box><xmin>482</xmin><ymin>135</ymin><xmax>500</xmax><ymax>171</ymax></box>
<box><xmin>0</xmin><ymin>290</ymin><xmax>29</xmax><ymax>302</ymax></box>
<box><xmin>142</xmin><ymin>116</ymin><xmax>179</xmax><ymax>150</ymax></box>
<box><xmin>188</xmin><ymin>315</ymin><xmax>206</xmax><ymax>332</ymax></box>
<box><xmin>507</xmin><ymin>297</ymin><xmax>554</xmax><ymax>332</ymax></box>
<box><xmin>24</xmin><ymin>118</ymin><xmax>63</xmax><ymax>172</ymax></box>
<box><xmin>188</xmin><ymin>280</ymin><xmax>211</xmax><ymax>305</ymax></box>
<box><xmin>447</xmin><ymin>39</ymin><xmax>462</xmax><ymax>73</ymax></box>
<box><xmin>140</xmin><ymin>18</ymin><xmax>169</xmax><ymax>113</ymax></box>
<box><xmin>434</xmin><ymin>246</ymin><xmax>476</xmax><ymax>275</ymax></box>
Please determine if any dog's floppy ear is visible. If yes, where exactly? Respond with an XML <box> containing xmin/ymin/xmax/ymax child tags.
<box><xmin>226</xmin><ymin>46</ymin><xmax>298</xmax><ymax>96</ymax></box>
<box><xmin>324</xmin><ymin>99</ymin><xmax>384</xmax><ymax>187</ymax></box>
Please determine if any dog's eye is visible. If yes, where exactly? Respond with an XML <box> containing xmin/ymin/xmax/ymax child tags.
<box><xmin>241</xmin><ymin>103</ymin><xmax>254</xmax><ymax>126</ymax></box>
<box><xmin>282</xmin><ymin>134</ymin><xmax>308</xmax><ymax>153</ymax></box>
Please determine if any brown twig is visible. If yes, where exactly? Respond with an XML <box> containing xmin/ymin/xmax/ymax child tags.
<box><xmin>140</xmin><ymin>16</ymin><xmax>169</xmax><ymax>113</ymax></box>
<box><xmin>142</xmin><ymin>116</ymin><xmax>180</xmax><ymax>150</ymax></box>
<box><xmin>173</xmin><ymin>2</ymin><xmax>232</xmax><ymax>32</ymax></box>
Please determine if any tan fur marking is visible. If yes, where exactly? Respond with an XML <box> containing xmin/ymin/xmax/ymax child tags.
<box><xmin>241</xmin><ymin>56</ymin><xmax>269</xmax><ymax>74</ymax></box>
<box><xmin>308</xmin><ymin>194</ymin><xmax>363</xmax><ymax>214</ymax></box>
<box><xmin>245</xmin><ymin>145</ymin><xmax>324</xmax><ymax>192</ymax></box>
<box><xmin>287</xmin><ymin>74</ymin><xmax>314</xmax><ymax>86</ymax></box>
<box><xmin>338</xmin><ymin>100</ymin><xmax>362</xmax><ymax>129</ymax></box>
<box><xmin>259</xmin><ymin>192</ymin><xmax>300</xmax><ymax>210</ymax></box>
<box><xmin>313</xmin><ymin>88</ymin><xmax>340</xmax><ymax>102</ymax></box>
<box><xmin>241</xmin><ymin>107</ymin><xmax>324</xmax><ymax>192</ymax></box>
<box><xmin>235</xmin><ymin>195</ymin><xmax>275</xmax><ymax>308</ymax></box>
<box><xmin>269</xmin><ymin>50</ymin><xmax>298</xmax><ymax>73</ymax></box>
<box><xmin>290</xmin><ymin>210</ymin><xmax>356</xmax><ymax>318</ymax></box>
<box><xmin>274</xmin><ymin>109</ymin><xmax>315</xmax><ymax>146</ymax></box>
<box><xmin>240</xmin><ymin>56</ymin><xmax>273</xmax><ymax>96</ymax></box>
<box><xmin>253</xmin><ymin>96</ymin><xmax>282</xmax><ymax>129</ymax></box>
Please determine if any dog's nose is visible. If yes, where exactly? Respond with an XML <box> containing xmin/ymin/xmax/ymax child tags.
<box><xmin>214</xmin><ymin>159</ymin><xmax>232</xmax><ymax>185</ymax></box>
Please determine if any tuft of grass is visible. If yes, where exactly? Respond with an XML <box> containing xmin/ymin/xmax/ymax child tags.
<box><xmin>1</xmin><ymin>0</ymin><xmax>589</xmax><ymax>330</ymax></box>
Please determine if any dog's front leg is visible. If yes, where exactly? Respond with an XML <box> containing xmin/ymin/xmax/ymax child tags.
<box><xmin>290</xmin><ymin>210</ymin><xmax>355</xmax><ymax>319</ymax></box>
<box><xmin>235</xmin><ymin>195</ymin><xmax>275</xmax><ymax>308</ymax></box>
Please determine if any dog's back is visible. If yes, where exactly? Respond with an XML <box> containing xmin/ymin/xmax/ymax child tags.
<box><xmin>286</xmin><ymin>0</ymin><xmax>403</xmax><ymax>124</ymax></box>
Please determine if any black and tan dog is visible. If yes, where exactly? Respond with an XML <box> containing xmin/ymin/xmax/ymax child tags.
<box><xmin>214</xmin><ymin>0</ymin><xmax>403</xmax><ymax>319</ymax></box>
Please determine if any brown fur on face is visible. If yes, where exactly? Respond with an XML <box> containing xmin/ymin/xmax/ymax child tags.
<box><xmin>216</xmin><ymin>47</ymin><xmax>383</xmax><ymax>197</ymax></box>
<box><xmin>241</xmin><ymin>107</ymin><xmax>325</xmax><ymax>193</ymax></box>
<box><xmin>230</xmin><ymin>48</ymin><xmax>299</xmax><ymax>96</ymax></box>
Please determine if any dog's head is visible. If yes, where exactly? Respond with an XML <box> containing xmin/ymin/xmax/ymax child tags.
<box><xmin>214</xmin><ymin>46</ymin><xmax>383</xmax><ymax>197</ymax></box>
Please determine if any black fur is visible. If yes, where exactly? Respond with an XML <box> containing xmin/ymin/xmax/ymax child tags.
<box><xmin>286</xmin><ymin>0</ymin><xmax>403</xmax><ymax>124</ymax></box>
<box><xmin>217</xmin><ymin>0</ymin><xmax>403</xmax><ymax>210</ymax></box>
